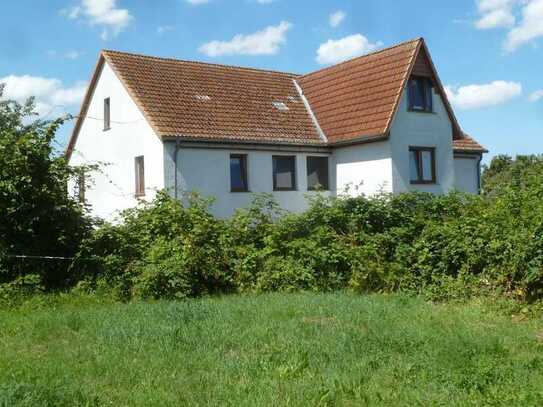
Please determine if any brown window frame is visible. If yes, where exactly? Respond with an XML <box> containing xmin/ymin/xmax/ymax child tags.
<box><xmin>408</xmin><ymin>76</ymin><xmax>433</xmax><ymax>113</ymax></box>
<box><xmin>409</xmin><ymin>146</ymin><xmax>436</xmax><ymax>184</ymax></box>
<box><xmin>272</xmin><ymin>155</ymin><xmax>297</xmax><ymax>191</ymax></box>
<box><xmin>306</xmin><ymin>156</ymin><xmax>330</xmax><ymax>191</ymax></box>
<box><xmin>104</xmin><ymin>97</ymin><xmax>111</xmax><ymax>131</ymax></box>
<box><xmin>134</xmin><ymin>156</ymin><xmax>145</xmax><ymax>197</ymax></box>
<box><xmin>230</xmin><ymin>154</ymin><xmax>249</xmax><ymax>192</ymax></box>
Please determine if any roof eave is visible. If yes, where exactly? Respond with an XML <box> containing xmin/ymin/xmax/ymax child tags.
<box><xmin>161</xmin><ymin>134</ymin><xmax>327</xmax><ymax>147</ymax></box>
<box><xmin>65</xmin><ymin>53</ymin><xmax>106</xmax><ymax>162</ymax></box>
<box><xmin>329</xmin><ymin>132</ymin><xmax>389</xmax><ymax>147</ymax></box>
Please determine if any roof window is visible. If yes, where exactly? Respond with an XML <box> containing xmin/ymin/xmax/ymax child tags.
<box><xmin>272</xmin><ymin>101</ymin><xmax>289</xmax><ymax>111</ymax></box>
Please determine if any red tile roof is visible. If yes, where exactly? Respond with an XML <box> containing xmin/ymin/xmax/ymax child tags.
<box><xmin>454</xmin><ymin>134</ymin><xmax>488</xmax><ymax>153</ymax></box>
<box><xmin>67</xmin><ymin>38</ymin><xmax>486</xmax><ymax>159</ymax></box>
<box><xmin>102</xmin><ymin>50</ymin><xmax>322</xmax><ymax>145</ymax></box>
<box><xmin>298</xmin><ymin>39</ymin><xmax>419</xmax><ymax>144</ymax></box>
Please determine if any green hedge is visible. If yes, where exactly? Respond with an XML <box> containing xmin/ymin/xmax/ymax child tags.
<box><xmin>71</xmin><ymin>164</ymin><xmax>543</xmax><ymax>302</ymax></box>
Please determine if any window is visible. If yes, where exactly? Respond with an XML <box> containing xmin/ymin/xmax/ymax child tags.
<box><xmin>76</xmin><ymin>171</ymin><xmax>85</xmax><ymax>204</ymax></box>
<box><xmin>230</xmin><ymin>154</ymin><xmax>248</xmax><ymax>192</ymax></box>
<box><xmin>307</xmin><ymin>156</ymin><xmax>329</xmax><ymax>190</ymax></box>
<box><xmin>409</xmin><ymin>147</ymin><xmax>436</xmax><ymax>184</ymax></box>
<box><xmin>104</xmin><ymin>97</ymin><xmax>111</xmax><ymax>130</ymax></box>
<box><xmin>273</xmin><ymin>156</ymin><xmax>296</xmax><ymax>191</ymax></box>
<box><xmin>135</xmin><ymin>156</ymin><xmax>145</xmax><ymax>197</ymax></box>
<box><xmin>408</xmin><ymin>77</ymin><xmax>433</xmax><ymax>112</ymax></box>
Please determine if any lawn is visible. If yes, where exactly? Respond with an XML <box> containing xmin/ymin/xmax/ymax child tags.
<box><xmin>1</xmin><ymin>293</ymin><xmax>543</xmax><ymax>406</ymax></box>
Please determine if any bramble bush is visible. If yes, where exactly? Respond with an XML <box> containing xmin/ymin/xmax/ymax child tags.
<box><xmin>2</xmin><ymin>104</ymin><xmax>542</xmax><ymax>307</ymax></box>
<box><xmin>70</xmin><ymin>155</ymin><xmax>543</xmax><ymax>302</ymax></box>
<box><xmin>0</xmin><ymin>88</ymin><xmax>93</xmax><ymax>292</ymax></box>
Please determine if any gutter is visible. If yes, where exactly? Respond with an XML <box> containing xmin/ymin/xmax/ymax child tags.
<box><xmin>477</xmin><ymin>154</ymin><xmax>483</xmax><ymax>194</ymax></box>
<box><xmin>174</xmin><ymin>138</ymin><xmax>180</xmax><ymax>200</ymax></box>
<box><xmin>330</xmin><ymin>133</ymin><xmax>389</xmax><ymax>147</ymax></box>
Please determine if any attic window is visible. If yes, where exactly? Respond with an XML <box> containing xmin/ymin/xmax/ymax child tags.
<box><xmin>408</xmin><ymin>77</ymin><xmax>433</xmax><ymax>113</ymax></box>
<box><xmin>272</xmin><ymin>101</ymin><xmax>289</xmax><ymax>112</ymax></box>
<box><xmin>195</xmin><ymin>95</ymin><xmax>211</xmax><ymax>101</ymax></box>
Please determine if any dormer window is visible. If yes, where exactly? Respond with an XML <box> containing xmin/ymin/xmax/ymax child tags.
<box><xmin>408</xmin><ymin>77</ymin><xmax>433</xmax><ymax>112</ymax></box>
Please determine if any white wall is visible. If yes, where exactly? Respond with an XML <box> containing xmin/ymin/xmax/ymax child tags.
<box><xmin>454</xmin><ymin>155</ymin><xmax>480</xmax><ymax>194</ymax></box>
<box><xmin>68</xmin><ymin>62</ymin><xmax>165</xmax><ymax>221</ymax></box>
<box><xmin>333</xmin><ymin>141</ymin><xmax>393</xmax><ymax>197</ymax></box>
<box><xmin>164</xmin><ymin>144</ymin><xmax>332</xmax><ymax>218</ymax></box>
<box><xmin>389</xmin><ymin>85</ymin><xmax>455</xmax><ymax>194</ymax></box>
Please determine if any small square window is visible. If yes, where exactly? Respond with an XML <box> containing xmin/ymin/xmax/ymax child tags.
<box><xmin>273</xmin><ymin>156</ymin><xmax>296</xmax><ymax>191</ymax></box>
<box><xmin>307</xmin><ymin>156</ymin><xmax>329</xmax><ymax>190</ymax></box>
<box><xmin>135</xmin><ymin>156</ymin><xmax>145</xmax><ymax>197</ymax></box>
<box><xmin>104</xmin><ymin>97</ymin><xmax>111</xmax><ymax>130</ymax></box>
<box><xmin>408</xmin><ymin>77</ymin><xmax>433</xmax><ymax>112</ymax></box>
<box><xmin>409</xmin><ymin>147</ymin><xmax>436</xmax><ymax>184</ymax></box>
<box><xmin>230</xmin><ymin>154</ymin><xmax>248</xmax><ymax>192</ymax></box>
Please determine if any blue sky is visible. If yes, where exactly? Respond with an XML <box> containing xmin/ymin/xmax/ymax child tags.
<box><xmin>0</xmin><ymin>0</ymin><xmax>541</xmax><ymax>162</ymax></box>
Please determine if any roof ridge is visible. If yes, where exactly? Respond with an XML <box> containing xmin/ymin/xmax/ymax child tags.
<box><xmin>101</xmin><ymin>49</ymin><xmax>300</xmax><ymax>77</ymax></box>
<box><xmin>300</xmin><ymin>37</ymin><xmax>423</xmax><ymax>79</ymax></box>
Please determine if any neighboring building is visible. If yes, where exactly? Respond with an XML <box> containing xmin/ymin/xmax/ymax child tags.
<box><xmin>67</xmin><ymin>38</ymin><xmax>487</xmax><ymax>220</ymax></box>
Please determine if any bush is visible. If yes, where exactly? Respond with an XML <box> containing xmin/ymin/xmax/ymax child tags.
<box><xmin>0</xmin><ymin>90</ymin><xmax>93</xmax><ymax>289</ymax></box>
<box><xmin>74</xmin><ymin>191</ymin><xmax>233</xmax><ymax>300</ymax></box>
<box><xmin>63</xmin><ymin>155</ymin><xmax>543</xmax><ymax>304</ymax></box>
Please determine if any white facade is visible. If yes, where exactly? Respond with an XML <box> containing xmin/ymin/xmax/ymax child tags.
<box><xmin>454</xmin><ymin>155</ymin><xmax>480</xmax><ymax>194</ymax></box>
<box><xmin>334</xmin><ymin>141</ymin><xmax>393</xmax><ymax>197</ymax></box>
<box><xmin>390</xmin><ymin>85</ymin><xmax>456</xmax><ymax>194</ymax></box>
<box><xmin>69</xmin><ymin>61</ymin><xmax>482</xmax><ymax>221</ymax></box>
<box><xmin>68</xmin><ymin>63</ymin><xmax>165</xmax><ymax>220</ymax></box>
<box><xmin>163</xmin><ymin>143</ymin><xmax>332</xmax><ymax>218</ymax></box>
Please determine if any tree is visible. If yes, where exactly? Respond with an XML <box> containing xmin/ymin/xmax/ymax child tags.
<box><xmin>0</xmin><ymin>85</ymin><xmax>93</xmax><ymax>289</ymax></box>
<box><xmin>482</xmin><ymin>154</ymin><xmax>543</xmax><ymax>196</ymax></box>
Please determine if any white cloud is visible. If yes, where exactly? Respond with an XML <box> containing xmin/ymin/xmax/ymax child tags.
<box><xmin>475</xmin><ymin>0</ymin><xmax>517</xmax><ymax>29</ymax></box>
<box><xmin>62</xmin><ymin>0</ymin><xmax>133</xmax><ymax>40</ymax></box>
<box><xmin>199</xmin><ymin>21</ymin><xmax>291</xmax><ymax>57</ymax></box>
<box><xmin>445</xmin><ymin>81</ymin><xmax>522</xmax><ymax>110</ymax></box>
<box><xmin>329</xmin><ymin>10</ymin><xmax>346</xmax><ymax>27</ymax></box>
<box><xmin>316</xmin><ymin>34</ymin><xmax>382</xmax><ymax>65</ymax></box>
<box><xmin>0</xmin><ymin>75</ymin><xmax>87</xmax><ymax>117</ymax></box>
<box><xmin>256</xmin><ymin>0</ymin><xmax>275</xmax><ymax>3</ymax></box>
<box><xmin>529</xmin><ymin>89</ymin><xmax>543</xmax><ymax>102</ymax></box>
<box><xmin>47</xmin><ymin>50</ymin><xmax>84</xmax><ymax>60</ymax></box>
<box><xmin>185</xmin><ymin>0</ymin><xmax>210</xmax><ymax>4</ymax></box>
<box><xmin>504</xmin><ymin>0</ymin><xmax>543</xmax><ymax>51</ymax></box>
<box><xmin>157</xmin><ymin>25</ymin><xmax>174</xmax><ymax>35</ymax></box>
<box><xmin>65</xmin><ymin>50</ymin><xmax>85</xmax><ymax>60</ymax></box>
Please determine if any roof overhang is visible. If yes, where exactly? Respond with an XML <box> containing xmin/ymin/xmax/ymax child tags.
<box><xmin>65</xmin><ymin>54</ymin><xmax>106</xmax><ymax>162</ymax></box>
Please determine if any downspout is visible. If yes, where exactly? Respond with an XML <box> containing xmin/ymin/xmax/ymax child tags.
<box><xmin>174</xmin><ymin>139</ymin><xmax>180</xmax><ymax>200</ymax></box>
<box><xmin>476</xmin><ymin>154</ymin><xmax>482</xmax><ymax>194</ymax></box>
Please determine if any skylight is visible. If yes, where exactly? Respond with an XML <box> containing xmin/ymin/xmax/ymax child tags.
<box><xmin>272</xmin><ymin>101</ymin><xmax>289</xmax><ymax>111</ymax></box>
<box><xmin>195</xmin><ymin>95</ymin><xmax>211</xmax><ymax>101</ymax></box>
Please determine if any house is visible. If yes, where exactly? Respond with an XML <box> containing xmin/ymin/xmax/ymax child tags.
<box><xmin>67</xmin><ymin>38</ymin><xmax>487</xmax><ymax>220</ymax></box>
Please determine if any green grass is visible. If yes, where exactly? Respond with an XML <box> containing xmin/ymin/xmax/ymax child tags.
<box><xmin>1</xmin><ymin>293</ymin><xmax>543</xmax><ymax>406</ymax></box>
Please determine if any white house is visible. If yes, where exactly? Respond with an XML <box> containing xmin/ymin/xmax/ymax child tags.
<box><xmin>67</xmin><ymin>38</ymin><xmax>487</xmax><ymax>220</ymax></box>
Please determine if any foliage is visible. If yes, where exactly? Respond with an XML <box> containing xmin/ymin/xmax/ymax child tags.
<box><xmin>0</xmin><ymin>88</ymin><xmax>93</xmax><ymax>289</ymax></box>
<box><xmin>75</xmin><ymin>192</ymin><xmax>233</xmax><ymax>300</ymax></box>
<box><xmin>3</xmin><ymin>114</ymin><xmax>543</xmax><ymax>304</ymax></box>
<box><xmin>70</xmin><ymin>155</ymin><xmax>543</xmax><ymax>302</ymax></box>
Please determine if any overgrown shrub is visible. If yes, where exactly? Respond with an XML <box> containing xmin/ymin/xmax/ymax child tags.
<box><xmin>0</xmin><ymin>89</ymin><xmax>93</xmax><ymax>289</ymax></box>
<box><xmin>69</xmin><ymin>157</ymin><xmax>543</xmax><ymax>303</ymax></box>
<box><xmin>0</xmin><ymin>153</ymin><xmax>527</xmax><ymax>304</ymax></box>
